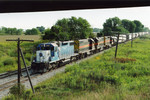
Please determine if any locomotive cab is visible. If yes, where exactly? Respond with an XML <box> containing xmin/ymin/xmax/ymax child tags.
<box><xmin>31</xmin><ymin>43</ymin><xmax>59</xmax><ymax>73</ymax></box>
<box><xmin>35</xmin><ymin>44</ymin><xmax>51</xmax><ymax>63</ymax></box>
<box><xmin>35</xmin><ymin>43</ymin><xmax>59</xmax><ymax>63</ymax></box>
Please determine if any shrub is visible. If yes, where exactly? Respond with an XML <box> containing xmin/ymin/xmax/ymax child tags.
<box><xmin>3</xmin><ymin>58</ymin><xmax>15</xmax><ymax>66</ymax></box>
<box><xmin>8</xmin><ymin>49</ymin><xmax>17</xmax><ymax>57</ymax></box>
<box><xmin>2</xmin><ymin>95</ymin><xmax>16</xmax><ymax>100</ymax></box>
<box><xmin>9</xmin><ymin>84</ymin><xmax>25</xmax><ymax>98</ymax></box>
<box><xmin>25</xmin><ymin>53</ymin><xmax>31</xmax><ymax>61</ymax></box>
<box><xmin>0</xmin><ymin>62</ymin><xmax>4</xmax><ymax>67</ymax></box>
<box><xmin>0</xmin><ymin>51</ymin><xmax>5</xmax><ymax>58</ymax></box>
<box><xmin>35</xmin><ymin>86</ymin><xmax>41</xmax><ymax>92</ymax></box>
<box><xmin>24</xmin><ymin>90</ymin><xmax>33</xmax><ymax>99</ymax></box>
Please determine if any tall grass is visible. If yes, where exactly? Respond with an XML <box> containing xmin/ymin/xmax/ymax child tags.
<box><xmin>0</xmin><ymin>40</ymin><xmax>44</xmax><ymax>73</ymax></box>
<box><xmin>4</xmin><ymin>35</ymin><xmax>150</xmax><ymax>100</ymax></box>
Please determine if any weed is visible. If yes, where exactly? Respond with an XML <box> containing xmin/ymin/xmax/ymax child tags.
<box><xmin>9</xmin><ymin>84</ymin><xmax>25</xmax><ymax>99</ymax></box>
<box><xmin>3</xmin><ymin>58</ymin><xmax>15</xmax><ymax>66</ymax></box>
<box><xmin>114</xmin><ymin>58</ymin><xmax>136</xmax><ymax>63</ymax></box>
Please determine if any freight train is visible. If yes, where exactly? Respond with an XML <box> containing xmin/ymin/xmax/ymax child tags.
<box><xmin>31</xmin><ymin>32</ymin><xmax>149</xmax><ymax>73</ymax></box>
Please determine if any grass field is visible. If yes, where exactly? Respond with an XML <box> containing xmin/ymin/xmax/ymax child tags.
<box><xmin>0</xmin><ymin>42</ymin><xmax>37</xmax><ymax>73</ymax></box>
<box><xmin>3</xmin><ymin>35</ymin><xmax>150</xmax><ymax>100</ymax></box>
<box><xmin>0</xmin><ymin>35</ymin><xmax>47</xmax><ymax>73</ymax></box>
<box><xmin>0</xmin><ymin>35</ymin><xmax>41</xmax><ymax>42</ymax></box>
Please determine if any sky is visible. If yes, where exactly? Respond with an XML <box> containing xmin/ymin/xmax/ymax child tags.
<box><xmin>0</xmin><ymin>6</ymin><xmax>150</xmax><ymax>30</ymax></box>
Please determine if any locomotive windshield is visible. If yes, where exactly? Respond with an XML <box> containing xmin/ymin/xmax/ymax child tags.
<box><xmin>45</xmin><ymin>45</ymin><xmax>51</xmax><ymax>50</ymax></box>
<box><xmin>37</xmin><ymin>44</ymin><xmax>45</xmax><ymax>50</ymax></box>
<box><xmin>37</xmin><ymin>44</ymin><xmax>54</xmax><ymax>50</ymax></box>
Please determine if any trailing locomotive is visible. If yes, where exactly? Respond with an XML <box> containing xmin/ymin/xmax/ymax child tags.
<box><xmin>31</xmin><ymin>32</ymin><xmax>149</xmax><ymax>73</ymax></box>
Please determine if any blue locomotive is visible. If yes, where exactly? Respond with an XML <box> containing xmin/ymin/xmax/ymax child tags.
<box><xmin>31</xmin><ymin>41</ymin><xmax>75</xmax><ymax>73</ymax></box>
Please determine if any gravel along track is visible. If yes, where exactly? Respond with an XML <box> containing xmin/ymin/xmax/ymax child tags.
<box><xmin>0</xmin><ymin>47</ymin><xmax>112</xmax><ymax>99</ymax></box>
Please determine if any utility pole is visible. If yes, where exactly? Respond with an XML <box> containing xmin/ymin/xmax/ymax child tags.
<box><xmin>17</xmin><ymin>38</ymin><xmax>21</xmax><ymax>93</ymax></box>
<box><xmin>115</xmin><ymin>33</ymin><xmax>120</xmax><ymax>58</ymax></box>
<box><xmin>6</xmin><ymin>38</ymin><xmax>34</xmax><ymax>94</ymax></box>
<box><xmin>131</xmin><ymin>33</ymin><xmax>133</xmax><ymax>48</ymax></box>
<box><xmin>20</xmin><ymin>48</ymin><xmax>35</xmax><ymax>93</ymax></box>
<box><xmin>111</xmin><ymin>31</ymin><xmax>123</xmax><ymax>58</ymax></box>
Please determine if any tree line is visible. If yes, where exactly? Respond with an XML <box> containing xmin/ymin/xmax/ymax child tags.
<box><xmin>43</xmin><ymin>16</ymin><xmax>150</xmax><ymax>41</ymax></box>
<box><xmin>0</xmin><ymin>26</ymin><xmax>45</xmax><ymax>35</ymax></box>
<box><xmin>0</xmin><ymin>27</ymin><xmax>24</xmax><ymax>35</ymax></box>
<box><xmin>0</xmin><ymin>16</ymin><xmax>149</xmax><ymax>41</ymax></box>
<box><xmin>98</xmin><ymin>17</ymin><xmax>150</xmax><ymax>36</ymax></box>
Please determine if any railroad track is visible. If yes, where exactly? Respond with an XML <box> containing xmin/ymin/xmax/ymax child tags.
<box><xmin>0</xmin><ymin>73</ymin><xmax>40</xmax><ymax>92</ymax></box>
<box><xmin>0</xmin><ymin>65</ymin><xmax>64</xmax><ymax>93</ymax></box>
<box><xmin>0</xmin><ymin>66</ymin><xmax>31</xmax><ymax>79</ymax></box>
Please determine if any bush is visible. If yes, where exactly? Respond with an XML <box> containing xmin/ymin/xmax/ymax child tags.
<box><xmin>0</xmin><ymin>62</ymin><xmax>4</xmax><ymax>67</ymax></box>
<box><xmin>3</xmin><ymin>95</ymin><xmax>16</xmax><ymax>100</ymax></box>
<box><xmin>25</xmin><ymin>53</ymin><xmax>31</xmax><ymax>61</ymax></box>
<box><xmin>24</xmin><ymin>90</ymin><xmax>33</xmax><ymax>99</ymax></box>
<box><xmin>8</xmin><ymin>49</ymin><xmax>17</xmax><ymax>57</ymax></box>
<box><xmin>0</xmin><ymin>51</ymin><xmax>5</xmax><ymax>58</ymax></box>
<box><xmin>9</xmin><ymin>84</ymin><xmax>25</xmax><ymax>98</ymax></box>
<box><xmin>3</xmin><ymin>58</ymin><xmax>15</xmax><ymax>66</ymax></box>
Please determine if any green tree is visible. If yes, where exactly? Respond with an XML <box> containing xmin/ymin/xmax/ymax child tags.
<box><xmin>97</xmin><ymin>32</ymin><xmax>103</xmax><ymax>37</ymax></box>
<box><xmin>51</xmin><ymin>25</ymin><xmax>62</xmax><ymax>35</ymax></box>
<box><xmin>93</xmin><ymin>28</ymin><xmax>102</xmax><ymax>33</ymax></box>
<box><xmin>42</xmin><ymin>28</ymin><xmax>57</xmax><ymax>40</ymax></box>
<box><xmin>133</xmin><ymin>20</ymin><xmax>144</xmax><ymax>32</ymax></box>
<box><xmin>122</xmin><ymin>19</ymin><xmax>136</xmax><ymax>33</ymax></box>
<box><xmin>43</xmin><ymin>16</ymin><xmax>92</xmax><ymax>41</ymax></box>
<box><xmin>16</xmin><ymin>29</ymin><xmax>23</xmax><ymax>35</ymax></box>
<box><xmin>56</xmin><ymin>18</ymin><xmax>69</xmax><ymax>32</ymax></box>
<box><xmin>57</xmin><ymin>32</ymin><xmax>69</xmax><ymax>41</ymax></box>
<box><xmin>102</xmin><ymin>17</ymin><xmax>128</xmax><ymax>36</ymax></box>
<box><xmin>79</xmin><ymin>17</ymin><xmax>92</xmax><ymax>39</ymax></box>
<box><xmin>24</xmin><ymin>28</ymin><xmax>40</xmax><ymax>35</ymax></box>
<box><xmin>0</xmin><ymin>27</ymin><xmax>7</xmax><ymax>35</ymax></box>
<box><xmin>5</xmin><ymin>28</ymin><xmax>17</xmax><ymax>35</ymax></box>
<box><xmin>36</xmin><ymin>26</ymin><xmax>45</xmax><ymax>33</ymax></box>
<box><xmin>89</xmin><ymin>32</ymin><xmax>96</xmax><ymax>38</ymax></box>
<box><xmin>143</xmin><ymin>27</ymin><xmax>150</xmax><ymax>32</ymax></box>
<box><xmin>67</xmin><ymin>17</ymin><xmax>92</xmax><ymax>39</ymax></box>
<box><xmin>0</xmin><ymin>27</ymin><xmax>23</xmax><ymax>35</ymax></box>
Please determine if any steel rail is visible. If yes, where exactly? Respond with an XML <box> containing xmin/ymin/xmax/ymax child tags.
<box><xmin>0</xmin><ymin>67</ymin><xmax>31</xmax><ymax>79</ymax></box>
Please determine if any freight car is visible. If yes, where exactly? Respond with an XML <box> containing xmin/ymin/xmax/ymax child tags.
<box><xmin>94</xmin><ymin>36</ymin><xmax>112</xmax><ymax>51</ymax></box>
<box><xmin>74</xmin><ymin>38</ymin><xmax>95</xmax><ymax>58</ymax></box>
